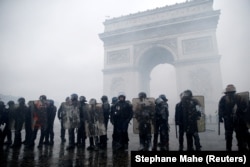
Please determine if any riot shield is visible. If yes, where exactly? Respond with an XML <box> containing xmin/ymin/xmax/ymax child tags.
<box><xmin>61</xmin><ymin>102</ymin><xmax>81</xmax><ymax>129</ymax></box>
<box><xmin>29</xmin><ymin>100</ymin><xmax>48</xmax><ymax>130</ymax></box>
<box><xmin>237</xmin><ymin>91</ymin><xmax>250</xmax><ymax>128</ymax></box>
<box><xmin>85</xmin><ymin>103</ymin><xmax>106</xmax><ymax>137</ymax></box>
<box><xmin>193</xmin><ymin>96</ymin><xmax>206</xmax><ymax>132</ymax></box>
<box><xmin>132</xmin><ymin>97</ymin><xmax>155</xmax><ymax>134</ymax></box>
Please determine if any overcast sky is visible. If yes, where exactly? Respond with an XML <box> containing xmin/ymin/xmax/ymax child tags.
<box><xmin>0</xmin><ymin>0</ymin><xmax>249</xmax><ymax>104</ymax></box>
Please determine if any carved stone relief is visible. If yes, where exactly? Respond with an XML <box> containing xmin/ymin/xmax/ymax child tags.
<box><xmin>133</xmin><ymin>38</ymin><xmax>177</xmax><ymax>62</ymax></box>
<box><xmin>107</xmin><ymin>49</ymin><xmax>130</xmax><ymax>65</ymax></box>
<box><xmin>182</xmin><ymin>36</ymin><xmax>213</xmax><ymax>55</ymax></box>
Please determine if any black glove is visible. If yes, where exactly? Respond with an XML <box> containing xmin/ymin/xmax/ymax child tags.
<box><xmin>219</xmin><ymin>117</ymin><xmax>223</xmax><ymax>123</ymax></box>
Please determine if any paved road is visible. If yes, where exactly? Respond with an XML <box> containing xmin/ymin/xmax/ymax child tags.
<box><xmin>0</xmin><ymin>122</ymin><xmax>238</xmax><ymax>167</ymax></box>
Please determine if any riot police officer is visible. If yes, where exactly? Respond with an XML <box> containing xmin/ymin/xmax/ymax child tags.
<box><xmin>0</xmin><ymin>101</ymin><xmax>6</xmax><ymax>147</ymax></box>
<box><xmin>11</xmin><ymin>97</ymin><xmax>28</xmax><ymax>148</ymax></box>
<box><xmin>181</xmin><ymin>90</ymin><xmax>202</xmax><ymax>151</ymax></box>
<box><xmin>135</xmin><ymin>92</ymin><xmax>154</xmax><ymax>151</ymax></box>
<box><xmin>219</xmin><ymin>84</ymin><xmax>248</xmax><ymax>151</ymax></box>
<box><xmin>2</xmin><ymin>101</ymin><xmax>15</xmax><ymax>146</ymax></box>
<box><xmin>58</xmin><ymin>97</ymin><xmax>70</xmax><ymax>143</ymax></box>
<box><xmin>100</xmin><ymin>95</ymin><xmax>110</xmax><ymax>149</ymax></box>
<box><xmin>77</xmin><ymin>96</ymin><xmax>87</xmax><ymax>148</ymax></box>
<box><xmin>44</xmin><ymin>100</ymin><xmax>56</xmax><ymax>145</ymax></box>
<box><xmin>67</xmin><ymin>93</ymin><xmax>80</xmax><ymax>150</ymax></box>
<box><xmin>86</xmin><ymin>98</ymin><xmax>100</xmax><ymax>151</ymax></box>
<box><xmin>153</xmin><ymin>96</ymin><xmax>169</xmax><ymax>151</ymax></box>
<box><xmin>110</xmin><ymin>97</ymin><xmax>118</xmax><ymax>148</ymax></box>
<box><xmin>175</xmin><ymin>93</ymin><xmax>185</xmax><ymax>151</ymax></box>
<box><xmin>113</xmin><ymin>93</ymin><xmax>133</xmax><ymax>150</ymax></box>
<box><xmin>28</xmin><ymin>95</ymin><xmax>49</xmax><ymax>149</ymax></box>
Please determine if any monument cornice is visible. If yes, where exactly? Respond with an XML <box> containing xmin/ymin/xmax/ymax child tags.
<box><xmin>99</xmin><ymin>11</ymin><xmax>220</xmax><ymax>46</ymax></box>
<box><xmin>102</xmin><ymin>66</ymin><xmax>138</xmax><ymax>74</ymax></box>
<box><xmin>173</xmin><ymin>55</ymin><xmax>221</xmax><ymax>66</ymax></box>
<box><xmin>103</xmin><ymin>0</ymin><xmax>215</xmax><ymax>31</ymax></box>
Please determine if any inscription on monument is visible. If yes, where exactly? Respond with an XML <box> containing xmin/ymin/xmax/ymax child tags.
<box><xmin>182</xmin><ymin>36</ymin><xmax>213</xmax><ymax>55</ymax></box>
<box><xmin>107</xmin><ymin>49</ymin><xmax>130</xmax><ymax>65</ymax></box>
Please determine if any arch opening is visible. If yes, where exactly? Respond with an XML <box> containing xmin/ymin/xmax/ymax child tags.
<box><xmin>150</xmin><ymin>63</ymin><xmax>178</xmax><ymax>121</ymax></box>
<box><xmin>137</xmin><ymin>47</ymin><xmax>176</xmax><ymax>96</ymax></box>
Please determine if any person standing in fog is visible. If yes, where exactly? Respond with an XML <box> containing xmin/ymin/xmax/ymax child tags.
<box><xmin>86</xmin><ymin>98</ymin><xmax>100</xmax><ymax>151</ymax></box>
<box><xmin>135</xmin><ymin>92</ymin><xmax>154</xmax><ymax>151</ymax></box>
<box><xmin>2</xmin><ymin>101</ymin><xmax>15</xmax><ymax>146</ymax></box>
<box><xmin>100</xmin><ymin>95</ymin><xmax>110</xmax><ymax>149</ymax></box>
<box><xmin>58</xmin><ymin>97</ymin><xmax>69</xmax><ymax>143</ymax></box>
<box><xmin>219</xmin><ymin>84</ymin><xmax>249</xmax><ymax>151</ymax></box>
<box><xmin>0</xmin><ymin>101</ymin><xmax>6</xmax><ymax>147</ymax></box>
<box><xmin>11</xmin><ymin>97</ymin><xmax>28</xmax><ymax>148</ymax></box>
<box><xmin>175</xmin><ymin>93</ymin><xmax>185</xmax><ymax>151</ymax></box>
<box><xmin>44</xmin><ymin>100</ymin><xmax>56</xmax><ymax>145</ymax></box>
<box><xmin>113</xmin><ymin>93</ymin><xmax>133</xmax><ymax>150</ymax></box>
<box><xmin>153</xmin><ymin>96</ymin><xmax>169</xmax><ymax>151</ymax></box>
<box><xmin>181</xmin><ymin>90</ymin><xmax>202</xmax><ymax>151</ymax></box>
<box><xmin>23</xmin><ymin>101</ymin><xmax>32</xmax><ymax>146</ymax></box>
<box><xmin>77</xmin><ymin>96</ymin><xmax>87</xmax><ymax>148</ymax></box>
<box><xmin>110</xmin><ymin>97</ymin><xmax>118</xmax><ymax>148</ymax></box>
<box><xmin>66</xmin><ymin>93</ymin><xmax>80</xmax><ymax>150</ymax></box>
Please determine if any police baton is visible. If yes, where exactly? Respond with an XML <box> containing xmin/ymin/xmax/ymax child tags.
<box><xmin>175</xmin><ymin>124</ymin><xmax>178</xmax><ymax>138</ymax></box>
<box><xmin>217</xmin><ymin>111</ymin><xmax>220</xmax><ymax>135</ymax></box>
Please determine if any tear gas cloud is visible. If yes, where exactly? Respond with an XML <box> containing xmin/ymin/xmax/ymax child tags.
<box><xmin>0</xmin><ymin>0</ymin><xmax>249</xmax><ymax>114</ymax></box>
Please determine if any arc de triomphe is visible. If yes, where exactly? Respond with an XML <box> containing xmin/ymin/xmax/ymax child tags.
<box><xmin>99</xmin><ymin>0</ymin><xmax>222</xmax><ymax>113</ymax></box>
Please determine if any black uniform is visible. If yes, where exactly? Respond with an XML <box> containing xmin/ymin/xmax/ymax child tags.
<box><xmin>113</xmin><ymin>97</ymin><xmax>133</xmax><ymax>150</ymax></box>
<box><xmin>2</xmin><ymin>101</ymin><xmax>15</xmax><ymax>145</ymax></box>
<box><xmin>58</xmin><ymin>102</ymin><xmax>67</xmax><ymax>143</ymax></box>
<box><xmin>110</xmin><ymin>97</ymin><xmax>118</xmax><ymax>148</ymax></box>
<box><xmin>12</xmin><ymin>102</ymin><xmax>28</xmax><ymax>148</ymax></box>
<box><xmin>77</xmin><ymin>100</ymin><xmax>87</xmax><ymax>147</ymax></box>
<box><xmin>175</xmin><ymin>101</ymin><xmax>185</xmax><ymax>151</ymax></box>
<box><xmin>181</xmin><ymin>95</ymin><xmax>202</xmax><ymax>151</ymax></box>
<box><xmin>219</xmin><ymin>92</ymin><xmax>248</xmax><ymax>151</ymax></box>
<box><xmin>100</xmin><ymin>98</ymin><xmax>110</xmax><ymax>149</ymax></box>
<box><xmin>0</xmin><ymin>101</ymin><xmax>6</xmax><ymax>147</ymax></box>
<box><xmin>45</xmin><ymin>101</ymin><xmax>56</xmax><ymax>145</ymax></box>
<box><xmin>153</xmin><ymin>99</ymin><xmax>169</xmax><ymax>151</ymax></box>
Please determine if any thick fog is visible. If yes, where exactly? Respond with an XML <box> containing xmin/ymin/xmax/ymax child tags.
<box><xmin>0</xmin><ymin>0</ymin><xmax>249</xmax><ymax>107</ymax></box>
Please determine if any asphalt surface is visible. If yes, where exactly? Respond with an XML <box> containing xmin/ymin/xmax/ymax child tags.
<box><xmin>0</xmin><ymin>120</ymin><xmax>238</xmax><ymax>167</ymax></box>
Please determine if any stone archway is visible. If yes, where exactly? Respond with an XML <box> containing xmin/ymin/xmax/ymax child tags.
<box><xmin>136</xmin><ymin>45</ymin><xmax>175</xmax><ymax>96</ymax></box>
<box><xmin>99</xmin><ymin>0</ymin><xmax>222</xmax><ymax>113</ymax></box>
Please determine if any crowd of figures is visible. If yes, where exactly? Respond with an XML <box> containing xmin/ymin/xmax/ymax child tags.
<box><xmin>0</xmin><ymin>84</ymin><xmax>250</xmax><ymax>152</ymax></box>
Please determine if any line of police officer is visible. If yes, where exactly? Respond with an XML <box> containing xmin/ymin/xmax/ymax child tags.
<box><xmin>1</xmin><ymin>84</ymin><xmax>249</xmax><ymax>151</ymax></box>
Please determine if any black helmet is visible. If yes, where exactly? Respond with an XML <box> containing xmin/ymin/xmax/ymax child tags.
<box><xmin>138</xmin><ymin>92</ymin><xmax>147</xmax><ymax>99</ymax></box>
<box><xmin>71</xmin><ymin>93</ymin><xmax>78</xmax><ymax>101</ymax></box>
<box><xmin>89</xmin><ymin>98</ymin><xmax>97</xmax><ymax>105</ymax></box>
<box><xmin>7</xmin><ymin>101</ymin><xmax>15</xmax><ymax>106</ymax></box>
<box><xmin>159</xmin><ymin>94</ymin><xmax>168</xmax><ymax>102</ymax></box>
<box><xmin>101</xmin><ymin>95</ymin><xmax>108</xmax><ymax>102</ymax></box>
<box><xmin>39</xmin><ymin>95</ymin><xmax>47</xmax><ymax>101</ymax></box>
<box><xmin>18</xmin><ymin>97</ymin><xmax>25</xmax><ymax>104</ymax></box>
<box><xmin>65</xmin><ymin>97</ymin><xmax>70</xmax><ymax>102</ymax></box>
<box><xmin>111</xmin><ymin>97</ymin><xmax>118</xmax><ymax>104</ymax></box>
<box><xmin>49</xmin><ymin>99</ymin><xmax>54</xmax><ymax>106</ymax></box>
<box><xmin>224</xmin><ymin>84</ymin><xmax>236</xmax><ymax>93</ymax></box>
<box><xmin>155</xmin><ymin>97</ymin><xmax>163</xmax><ymax>105</ymax></box>
<box><xmin>118</xmin><ymin>92</ymin><xmax>126</xmax><ymax>100</ymax></box>
<box><xmin>79</xmin><ymin>96</ymin><xmax>87</xmax><ymax>102</ymax></box>
<box><xmin>183</xmin><ymin>90</ymin><xmax>193</xmax><ymax>97</ymax></box>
